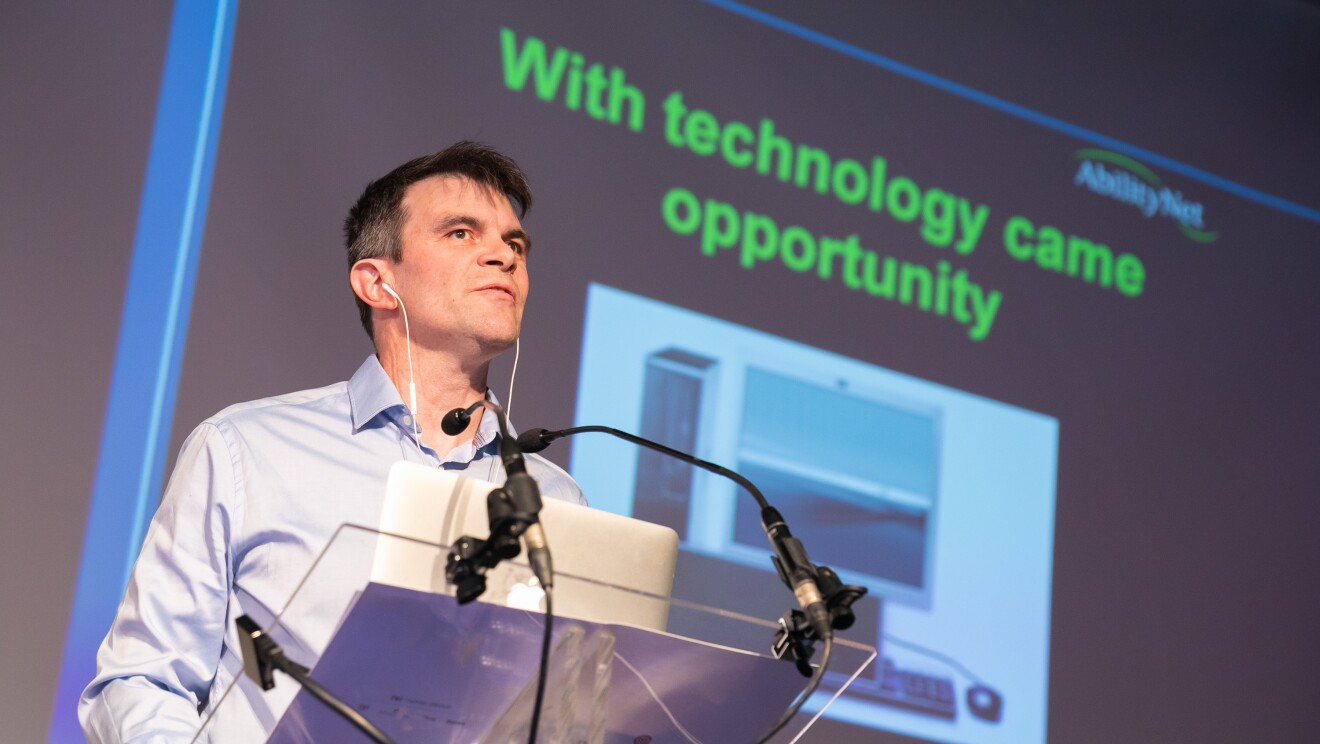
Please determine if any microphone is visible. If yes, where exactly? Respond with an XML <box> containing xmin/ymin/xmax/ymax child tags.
<box><xmin>441</xmin><ymin>401</ymin><xmax>484</xmax><ymax>435</ymax></box>
<box><xmin>762</xmin><ymin>507</ymin><xmax>833</xmax><ymax>642</ymax></box>
<box><xmin>515</xmin><ymin>427</ymin><xmax>558</xmax><ymax>453</ymax></box>
<box><xmin>514</xmin><ymin>424</ymin><xmax>857</xmax><ymax>642</ymax></box>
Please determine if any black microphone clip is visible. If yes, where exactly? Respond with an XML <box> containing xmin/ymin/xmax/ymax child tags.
<box><xmin>444</xmin><ymin>485</ymin><xmax>531</xmax><ymax>604</ymax></box>
<box><xmin>762</xmin><ymin>507</ymin><xmax>832</xmax><ymax>641</ymax></box>
<box><xmin>763</xmin><ymin>505</ymin><xmax>867</xmax><ymax>673</ymax></box>
<box><xmin>441</xmin><ymin>400</ymin><xmax>554</xmax><ymax>599</ymax></box>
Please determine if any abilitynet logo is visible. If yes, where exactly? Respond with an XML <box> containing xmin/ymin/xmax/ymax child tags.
<box><xmin>1073</xmin><ymin>149</ymin><xmax>1218</xmax><ymax>243</ymax></box>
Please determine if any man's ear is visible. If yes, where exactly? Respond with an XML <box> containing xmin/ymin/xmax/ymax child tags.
<box><xmin>349</xmin><ymin>259</ymin><xmax>397</xmax><ymax>310</ymax></box>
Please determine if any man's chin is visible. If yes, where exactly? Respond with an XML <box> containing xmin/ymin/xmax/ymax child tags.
<box><xmin>422</xmin><ymin>322</ymin><xmax>520</xmax><ymax>362</ymax></box>
<box><xmin>475</xmin><ymin>332</ymin><xmax>520</xmax><ymax>357</ymax></box>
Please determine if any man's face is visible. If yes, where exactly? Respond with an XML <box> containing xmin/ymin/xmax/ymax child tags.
<box><xmin>390</xmin><ymin>175</ymin><xmax>530</xmax><ymax>357</ymax></box>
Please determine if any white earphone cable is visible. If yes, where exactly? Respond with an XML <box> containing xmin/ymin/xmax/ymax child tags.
<box><xmin>506</xmin><ymin>336</ymin><xmax>520</xmax><ymax>418</ymax></box>
<box><xmin>386</xmin><ymin>286</ymin><xmax>422</xmax><ymax>449</ymax></box>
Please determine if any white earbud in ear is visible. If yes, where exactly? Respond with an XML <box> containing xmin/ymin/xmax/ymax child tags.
<box><xmin>381</xmin><ymin>283</ymin><xmax>401</xmax><ymax>305</ymax></box>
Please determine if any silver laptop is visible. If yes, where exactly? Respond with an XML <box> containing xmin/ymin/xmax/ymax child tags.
<box><xmin>372</xmin><ymin>461</ymin><xmax>679</xmax><ymax>631</ymax></box>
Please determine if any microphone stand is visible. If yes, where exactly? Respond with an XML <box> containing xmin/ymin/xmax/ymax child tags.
<box><xmin>516</xmin><ymin>425</ymin><xmax>866</xmax><ymax>742</ymax></box>
<box><xmin>518</xmin><ymin>425</ymin><xmax>865</xmax><ymax>642</ymax></box>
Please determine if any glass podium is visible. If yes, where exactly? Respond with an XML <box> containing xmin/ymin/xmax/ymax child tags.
<box><xmin>193</xmin><ymin>524</ymin><xmax>875</xmax><ymax>743</ymax></box>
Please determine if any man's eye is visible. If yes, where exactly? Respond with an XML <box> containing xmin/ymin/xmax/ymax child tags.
<box><xmin>450</xmin><ymin>229</ymin><xmax>470</xmax><ymax>240</ymax></box>
<box><xmin>508</xmin><ymin>241</ymin><xmax>526</xmax><ymax>255</ymax></box>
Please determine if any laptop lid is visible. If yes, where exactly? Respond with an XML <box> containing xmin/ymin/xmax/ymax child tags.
<box><xmin>372</xmin><ymin>461</ymin><xmax>679</xmax><ymax>631</ymax></box>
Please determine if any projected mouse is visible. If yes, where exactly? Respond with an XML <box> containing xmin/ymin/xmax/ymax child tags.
<box><xmin>966</xmin><ymin>683</ymin><xmax>1004</xmax><ymax>723</ymax></box>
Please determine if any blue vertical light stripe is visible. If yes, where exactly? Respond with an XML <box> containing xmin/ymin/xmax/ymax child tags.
<box><xmin>703</xmin><ymin>0</ymin><xmax>1320</xmax><ymax>226</ymax></box>
<box><xmin>47</xmin><ymin>1</ymin><xmax>238</xmax><ymax>742</ymax></box>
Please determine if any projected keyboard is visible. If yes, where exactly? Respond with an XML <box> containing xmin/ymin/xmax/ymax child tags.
<box><xmin>874</xmin><ymin>658</ymin><xmax>957</xmax><ymax>719</ymax></box>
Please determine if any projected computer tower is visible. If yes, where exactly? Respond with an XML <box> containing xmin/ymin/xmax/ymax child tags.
<box><xmin>631</xmin><ymin>349</ymin><xmax>719</xmax><ymax>539</ymax></box>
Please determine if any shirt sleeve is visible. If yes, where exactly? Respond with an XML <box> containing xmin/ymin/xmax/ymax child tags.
<box><xmin>79</xmin><ymin>422</ymin><xmax>239</xmax><ymax>743</ymax></box>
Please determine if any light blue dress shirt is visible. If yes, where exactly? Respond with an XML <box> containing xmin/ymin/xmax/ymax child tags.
<box><xmin>79</xmin><ymin>355</ymin><xmax>584</xmax><ymax>743</ymax></box>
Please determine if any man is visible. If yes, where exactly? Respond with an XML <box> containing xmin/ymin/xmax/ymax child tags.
<box><xmin>80</xmin><ymin>142</ymin><xmax>583</xmax><ymax>742</ymax></box>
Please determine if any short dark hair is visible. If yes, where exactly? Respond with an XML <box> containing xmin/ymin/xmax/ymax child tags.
<box><xmin>344</xmin><ymin>141</ymin><xmax>533</xmax><ymax>339</ymax></box>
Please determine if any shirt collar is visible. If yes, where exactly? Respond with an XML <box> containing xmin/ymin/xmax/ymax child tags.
<box><xmin>345</xmin><ymin>354</ymin><xmax>512</xmax><ymax>448</ymax></box>
<box><xmin>472</xmin><ymin>390</ymin><xmax>508</xmax><ymax>450</ymax></box>
<box><xmin>347</xmin><ymin>354</ymin><xmax>407</xmax><ymax>432</ymax></box>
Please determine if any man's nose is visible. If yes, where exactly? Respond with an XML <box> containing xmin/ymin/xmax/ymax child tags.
<box><xmin>479</xmin><ymin>238</ymin><xmax>519</xmax><ymax>269</ymax></box>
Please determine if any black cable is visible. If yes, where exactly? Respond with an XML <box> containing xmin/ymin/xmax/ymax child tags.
<box><xmin>527</xmin><ymin>586</ymin><xmax>554</xmax><ymax>744</ymax></box>
<box><xmin>754</xmin><ymin>635</ymin><xmax>833</xmax><ymax>744</ymax></box>
<box><xmin>269</xmin><ymin>650</ymin><xmax>396</xmax><ymax>744</ymax></box>
<box><xmin>237</xmin><ymin>615</ymin><xmax>396</xmax><ymax>743</ymax></box>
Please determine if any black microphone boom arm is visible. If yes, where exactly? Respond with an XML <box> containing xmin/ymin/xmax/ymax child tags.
<box><xmin>515</xmin><ymin>425</ymin><xmax>866</xmax><ymax>640</ymax></box>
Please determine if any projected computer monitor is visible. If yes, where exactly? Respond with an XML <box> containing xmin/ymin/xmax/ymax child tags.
<box><xmin>632</xmin><ymin>352</ymin><xmax>941</xmax><ymax>611</ymax></box>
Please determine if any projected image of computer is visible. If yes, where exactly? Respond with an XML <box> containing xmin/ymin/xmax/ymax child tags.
<box><xmin>572</xmin><ymin>284</ymin><xmax>1058</xmax><ymax>744</ymax></box>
